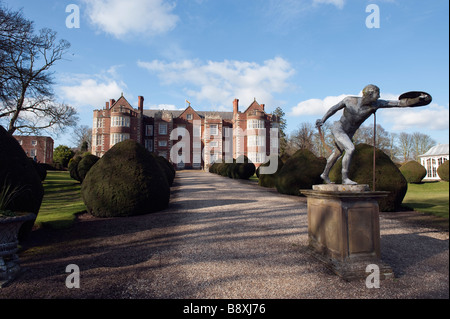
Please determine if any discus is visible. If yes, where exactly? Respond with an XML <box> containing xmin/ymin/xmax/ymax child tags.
<box><xmin>398</xmin><ymin>91</ymin><xmax>432</xmax><ymax>107</ymax></box>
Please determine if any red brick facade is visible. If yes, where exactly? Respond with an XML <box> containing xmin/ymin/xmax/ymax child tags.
<box><xmin>92</xmin><ymin>95</ymin><xmax>279</xmax><ymax>170</ymax></box>
<box><xmin>13</xmin><ymin>135</ymin><xmax>54</xmax><ymax>164</ymax></box>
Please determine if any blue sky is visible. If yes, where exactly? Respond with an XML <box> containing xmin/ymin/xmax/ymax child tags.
<box><xmin>5</xmin><ymin>0</ymin><xmax>449</xmax><ymax>147</ymax></box>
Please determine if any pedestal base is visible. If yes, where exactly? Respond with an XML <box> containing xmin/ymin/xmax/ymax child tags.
<box><xmin>301</xmin><ymin>185</ymin><xmax>394</xmax><ymax>281</ymax></box>
<box><xmin>0</xmin><ymin>255</ymin><xmax>22</xmax><ymax>288</ymax></box>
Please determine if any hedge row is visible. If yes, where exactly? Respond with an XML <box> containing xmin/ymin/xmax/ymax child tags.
<box><xmin>209</xmin><ymin>155</ymin><xmax>255</xmax><ymax>180</ymax></box>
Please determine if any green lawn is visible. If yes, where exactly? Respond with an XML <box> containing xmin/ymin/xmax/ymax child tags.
<box><xmin>36</xmin><ymin>171</ymin><xmax>86</xmax><ymax>229</ymax></box>
<box><xmin>402</xmin><ymin>181</ymin><xmax>449</xmax><ymax>219</ymax></box>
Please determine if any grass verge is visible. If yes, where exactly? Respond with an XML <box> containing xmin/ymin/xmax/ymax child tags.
<box><xmin>402</xmin><ymin>181</ymin><xmax>449</xmax><ymax>219</ymax></box>
<box><xmin>36</xmin><ymin>171</ymin><xmax>86</xmax><ymax>229</ymax></box>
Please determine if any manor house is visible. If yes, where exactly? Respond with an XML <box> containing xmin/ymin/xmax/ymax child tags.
<box><xmin>91</xmin><ymin>95</ymin><xmax>280</xmax><ymax>169</ymax></box>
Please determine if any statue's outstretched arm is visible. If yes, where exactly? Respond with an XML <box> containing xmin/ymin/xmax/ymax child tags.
<box><xmin>376</xmin><ymin>93</ymin><xmax>430</xmax><ymax>109</ymax></box>
<box><xmin>316</xmin><ymin>100</ymin><xmax>346</xmax><ymax>127</ymax></box>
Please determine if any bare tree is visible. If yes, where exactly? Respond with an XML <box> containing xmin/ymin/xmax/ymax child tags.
<box><xmin>353</xmin><ymin>124</ymin><xmax>396</xmax><ymax>158</ymax></box>
<box><xmin>289</xmin><ymin>122</ymin><xmax>315</xmax><ymax>152</ymax></box>
<box><xmin>410</xmin><ymin>132</ymin><xmax>435</xmax><ymax>161</ymax></box>
<box><xmin>71</xmin><ymin>125</ymin><xmax>92</xmax><ymax>151</ymax></box>
<box><xmin>312</xmin><ymin>121</ymin><xmax>333</xmax><ymax>158</ymax></box>
<box><xmin>0</xmin><ymin>5</ymin><xmax>77</xmax><ymax>135</ymax></box>
<box><xmin>397</xmin><ymin>132</ymin><xmax>413</xmax><ymax>163</ymax></box>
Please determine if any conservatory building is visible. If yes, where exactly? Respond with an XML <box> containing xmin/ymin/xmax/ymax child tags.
<box><xmin>418</xmin><ymin>144</ymin><xmax>449</xmax><ymax>181</ymax></box>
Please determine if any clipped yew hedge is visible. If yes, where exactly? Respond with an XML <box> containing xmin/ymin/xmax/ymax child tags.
<box><xmin>276</xmin><ymin>149</ymin><xmax>326</xmax><ymax>195</ymax></box>
<box><xmin>400</xmin><ymin>160</ymin><xmax>427</xmax><ymax>183</ymax></box>
<box><xmin>257</xmin><ymin>155</ymin><xmax>284</xmax><ymax>188</ymax></box>
<box><xmin>209</xmin><ymin>156</ymin><xmax>256</xmax><ymax>180</ymax></box>
<box><xmin>81</xmin><ymin>140</ymin><xmax>170</xmax><ymax>218</ymax></box>
<box><xmin>437</xmin><ymin>160</ymin><xmax>449</xmax><ymax>182</ymax></box>
<box><xmin>0</xmin><ymin>126</ymin><xmax>44</xmax><ymax>240</ymax></box>
<box><xmin>77</xmin><ymin>154</ymin><xmax>100</xmax><ymax>183</ymax></box>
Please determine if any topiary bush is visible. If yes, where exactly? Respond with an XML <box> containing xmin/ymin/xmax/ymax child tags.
<box><xmin>0</xmin><ymin>126</ymin><xmax>44</xmax><ymax>240</ymax></box>
<box><xmin>28</xmin><ymin>158</ymin><xmax>47</xmax><ymax>181</ymax></box>
<box><xmin>400</xmin><ymin>161</ymin><xmax>427</xmax><ymax>183</ymax></box>
<box><xmin>329</xmin><ymin>143</ymin><xmax>407</xmax><ymax>212</ymax></box>
<box><xmin>233</xmin><ymin>155</ymin><xmax>256</xmax><ymax>180</ymax></box>
<box><xmin>209</xmin><ymin>162</ymin><xmax>219</xmax><ymax>174</ymax></box>
<box><xmin>257</xmin><ymin>155</ymin><xmax>284</xmax><ymax>188</ymax></box>
<box><xmin>152</xmin><ymin>154</ymin><xmax>175</xmax><ymax>186</ymax></box>
<box><xmin>68</xmin><ymin>155</ymin><xmax>82</xmax><ymax>182</ymax></box>
<box><xmin>437</xmin><ymin>160</ymin><xmax>449</xmax><ymax>182</ymax></box>
<box><xmin>76</xmin><ymin>154</ymin><xmax>100</xmax><ymax>183</ymax></box>
<box><xmin>276</xmin><ymin>149</ymin><xmax>326</xmax><ymax>196</ymax></box>
<box><xmin>81</xmin><ymin>140</ymin><xmax>170</xmax><ymax>218</ymax></box>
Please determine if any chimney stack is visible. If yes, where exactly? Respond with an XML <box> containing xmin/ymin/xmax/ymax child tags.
<box><xmin>105</xmin><ymin>101</ymin><xmax>110</xmax><ymax>109</ymax></box>
<box><xmin>260</xmin><ymin>104</ymin><xmax>265</xmax><ymax>111</ymax></box>
<box><xmin>138</xmin><ymin>96</ymin><xmax>144</xmax><ymax>113</ymax></box>
<box><xmin>110</xmin><ymin>99</ymin><xmax>116</xmax><ymax>108</ymax></box>
<box><xmin>233</xmin><ymin>98</ymin><xmax>239</xmax><ymax>114</ymax></box>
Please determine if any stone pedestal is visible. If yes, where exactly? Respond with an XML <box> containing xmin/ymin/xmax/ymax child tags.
<box><xmin>0</xmin><ymin>213</ymin><xmax>34</xmax><ymax>288</ymax></box>
<box><xmin>300</xmin><ymin>185</ymin><xmax>394</xmax><ymax>281</ymax></box>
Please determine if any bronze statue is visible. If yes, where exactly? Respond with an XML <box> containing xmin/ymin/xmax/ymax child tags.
<box><xmin>316</xmin><ymin>84</ymin><xmax>431</xmax><ymax>185</ymax></box>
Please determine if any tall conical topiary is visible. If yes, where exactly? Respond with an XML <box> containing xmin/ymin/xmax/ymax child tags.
<box><xmin>81</xmin><ymin>140</ymin><xmax>170</xmax><ymax>218</ymax></box>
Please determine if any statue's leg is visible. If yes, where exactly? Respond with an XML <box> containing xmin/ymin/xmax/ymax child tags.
<box><xmin>320</xmin><ymin>146</ymin><xmax>342</xmax><ymax>184</ymax></box>
<box><xmin>339</xmin><ymin>136</ymin><xmax>357</xmax><ymax>185</ymax></box>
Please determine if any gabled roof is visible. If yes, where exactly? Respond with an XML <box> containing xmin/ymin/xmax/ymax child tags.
<box><xmin>110</xmin><ymin>94</ymin><xmax>133</xmax><ymax>110</ymax></box>
<box><xmin>419</xmin><ymin>144</ymin><xmax>449</xmax><ymax>157</ymax></box>
<box><xmin>178</xmin><ymin>105</ymin><xmax>202</xmax><ymax>119</ymax></box>
<box><xmin>242</xmin><ymin>99</ymin><xmax>265</xmax><ymax>114</ymax></box>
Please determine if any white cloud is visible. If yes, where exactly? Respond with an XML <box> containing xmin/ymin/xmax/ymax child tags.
<box><xmin>138</xmin><ymin>57</ymin><xmax>295</xmax><ymax>108</ymax></box>
<box><xmin>58</xmin><ymin>73</ymin><xmax>127</xmax><ymax>108</ymax></box>
<box><xmin>290</xmin><ymin>94</ymin><xmax>350</xmax><ymax>116</ymax></box>
<box><xmin>313</xmin><ymin>0</ymin><xmax>345</xmax><ymax>9</ymax></box>
<box><xmin>82</xmin><ymin>0</ymin><xmax>179</xmax><ymax>38</ymax></box>
<box><xmin>290</xmin><ymin>92</ymin><xmax>401</xmax><ymax>117</ymax></box>
<box><xmin>381</xmin><ymin>103</ymin><xmax>449</xmax><ymax>131</ymax></box>
<box><xmin>153</xmin><ymin>104</ymin><xmax>184</xmax><ymax>110</ymax></box>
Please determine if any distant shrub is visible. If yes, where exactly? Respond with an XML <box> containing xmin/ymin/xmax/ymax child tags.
<box><xmin>208</xmin><ymin>156</ymin><xmax>255</xmax><ymax>180</ymax></box>
<box><xmin>77</xmin><ymin>154</ymin><xmax>100</xmax><ymax>183</ymax></box>
<box><xmin>437</xmin><ymin>160</ymin><xmax>449</xmax><ymax>182</ymax></box>
<box><xmin>233</xmin><ymin>156</ymin><xmax>255</xmax><ymax>180</ymax></box>
<box><xmin>400</xmin><ymin>161</ymin><xmax>427</xmax><ymax>183</ymax></box>
<box><xmin>68</xmin><ymin>155</ymin><xmax>82</xmax><ymax>182</ymax></box>
<box><xmin>209</xmin><ymin>163</ymin><xmax>219</xmax><ymax>174</ymax></box>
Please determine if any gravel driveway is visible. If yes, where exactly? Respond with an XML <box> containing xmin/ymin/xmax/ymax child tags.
<box><xmin>1</xmin><ymin>170</ymin><xmax>448</xmax><ymax>299</ymax></box>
